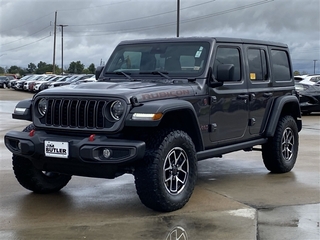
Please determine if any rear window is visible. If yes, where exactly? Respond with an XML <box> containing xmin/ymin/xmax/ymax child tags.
<box><xmin>271</xmin><ymin>50</ymin><xmax>291</xmax><ymax>81</ymax></box>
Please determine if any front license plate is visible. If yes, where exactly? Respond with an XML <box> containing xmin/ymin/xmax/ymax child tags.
<box><xmin>45</xmin><ymin>141</ymin><xmax>69</xmax><ymax>158</ymax></box>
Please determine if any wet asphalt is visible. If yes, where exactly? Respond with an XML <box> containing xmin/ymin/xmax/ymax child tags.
<box><xmin>0</xmin><ymin>89</ymin><xmax>319</xmax><ymax>240</ymax></box>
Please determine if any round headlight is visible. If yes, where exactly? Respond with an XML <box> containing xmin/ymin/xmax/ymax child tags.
<box><xmin>110</xmin><ymin>100</ymin><xmax>124</xmax><ymax>120</ymax></box>
<box><xmin>38</xmin><ymin>98</ymin><xmax>48</xmax><ymax>116</ymax></box>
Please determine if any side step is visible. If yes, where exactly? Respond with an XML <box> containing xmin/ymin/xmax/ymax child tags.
<box><xmin>196</xmin><ymin>138</ymin><xmax>268</xmax><ymax>161</ymax></box>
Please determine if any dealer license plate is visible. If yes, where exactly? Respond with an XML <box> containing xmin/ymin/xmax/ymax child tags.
<box><xmin>45</xmin><ymin>141</ymin><xmax>69</xmax><ymax>158</ymax></box>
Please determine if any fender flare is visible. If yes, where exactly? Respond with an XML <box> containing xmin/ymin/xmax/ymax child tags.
<box><xmin>126</xmin><ymin>99</ymin><xmax>199</xmax><ymax>126</ymax></box>
<box><xmin>265</xmin><ymin>95</ymin><xmax>302</xmax><ymax>137</ymax></box>
<box><xmin>125</xmin><ymin>99</ymin><xmax>204</xmax><ymax>151</ymax></box>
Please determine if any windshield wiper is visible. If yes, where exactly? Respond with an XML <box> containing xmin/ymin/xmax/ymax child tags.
<box><xmin>140</xmin><ymin>71</ymin><xmax>171</xmax><ymax>80</ymax></box>
<box><xmin>98</xmin><ymin>77</ymin><xmax>110</xmax><ymax>82</ymax></box>
<box><xmin>115</xmin><ymin>71</ymin><xmax>135</xmax><ymax>81</ymax></box>
<box><xmin>104</xmin><ymin>71</ymin><xmax>136</xmax><ymax>81</ymax></box>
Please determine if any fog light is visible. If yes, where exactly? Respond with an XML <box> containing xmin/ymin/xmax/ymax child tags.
<box><xmin>103</xmin><ymin>148</ymin><xmax>111</xmax><ymax>159</ymax></box>
<box><xmin>17</xmin><ymin>141</ymin><xmax>21</xmax><ymax>150</ymax></box>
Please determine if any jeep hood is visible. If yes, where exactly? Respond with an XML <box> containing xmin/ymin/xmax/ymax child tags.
<box><xmin>36</xmin><ymin>81</ymin><xmax>198</xmax><ymax>103</ymax></box>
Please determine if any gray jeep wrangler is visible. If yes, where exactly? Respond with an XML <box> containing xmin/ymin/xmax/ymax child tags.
<box><xmin>4</xmin><ymin>37</ymin><xmax>302</xmax><ymax>212</ymax></box>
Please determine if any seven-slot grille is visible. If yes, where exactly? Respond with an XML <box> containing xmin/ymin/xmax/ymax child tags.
<box><xmin>44</xmin><ymin>98</ymin><xmax>111</xmax><ymax>129</ymax></box>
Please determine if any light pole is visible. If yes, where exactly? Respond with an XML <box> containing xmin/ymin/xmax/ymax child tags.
<box><xmin>59</xmin><ymin>24</ymin><xmax>68</xmax><ymax>75</ymax></box>
<box><xmin>177</xmin><ymin>0</ymin><xmax>180</xmax><ymax>37</ymax></box>
<box><xmin>313</xmin><ymin>60</ymin><xmax>317</xmax><ymax>74</ymax></box>
<box><xmin>53</xmin><ymin>11</ymin><xmax>57</xmax><ymax>74</ymax></box>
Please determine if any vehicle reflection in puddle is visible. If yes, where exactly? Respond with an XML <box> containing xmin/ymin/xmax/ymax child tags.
<box><xmin>165</xmin><ymin>226</ymin><xmax>188</xmax><ymax>240</ymax></box>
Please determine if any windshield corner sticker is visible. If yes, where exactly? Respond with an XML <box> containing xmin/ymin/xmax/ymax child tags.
<box><xmin>195</xmin><ymin>50</ymin><xmax>202</xmax><ymax>58</ymax></box>
<box><xmin>195</xmin><ymin>46</ymin><xmax>204</xmax><ymax>58</ymax></box>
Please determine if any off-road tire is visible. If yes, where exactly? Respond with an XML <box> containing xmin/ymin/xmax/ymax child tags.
<box><xmin>262</xmin><ymin>115</ymin><xmax>299</xmax><ymax>173</ymax></box>
<box><xmin>12</xmin><ymin>124</ymin><xmax>72</xmax><ymax>193</ymax></box>
<box><xmin>134</xmin><ymin>129</ymin><xmax>197</xmax><ymax>212</ymax></box>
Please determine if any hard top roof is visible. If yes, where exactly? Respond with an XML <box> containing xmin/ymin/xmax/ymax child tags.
<box><xmin>119</xmin><ymin>37</ymin><xmax>288</xmax><ymax>48</ymax></box>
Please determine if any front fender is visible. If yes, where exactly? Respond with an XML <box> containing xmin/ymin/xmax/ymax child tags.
<box><xmin>125</xmin><ymin>98</ymin><xmax>204</xmax><ymax>151</ymax></box>
<box><xmin>125</xmin><ymin>99</ymin><xmax>198</xmax><ymax>127</ymax></box>
<box><xmin>12</xmin><ymin>99</ymin><xmax>33</xmax><ymax>121</ymax></box>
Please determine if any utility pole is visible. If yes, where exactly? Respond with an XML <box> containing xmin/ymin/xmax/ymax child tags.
<box><xmin>176</xmin><ymin>0</ymin><xmax>180</xmax><ymax>37</ymax></box>
<box><xmin>58</xmin><ymin>24</ymin><xmax>68</xmax><ymax>75</ymax></box>
<box><xmin>52</xmin><ymin>11</ymin><xmax>57</xmax><ymax>74</ymax></box>
<box><xmin>313</xmin><ymin>60</ymin><xmax>317</xmax><ymax>74</ymax></box>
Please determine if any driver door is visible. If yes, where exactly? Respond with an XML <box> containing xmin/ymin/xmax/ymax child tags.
<box><xmin>209</xmin><ymin>44</ymin><xmax>249</xmax><ymax>144</ymax></box>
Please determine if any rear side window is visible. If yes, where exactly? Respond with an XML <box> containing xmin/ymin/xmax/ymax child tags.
<box><xmin>271</xmin><ymin>50</ymin><xmax>291</xmax><ymax>81</ymax></box>
<box><xmin>248</xmin><ymin>49</ymin><xmax>268</xmax><ymax>81</ymax></box>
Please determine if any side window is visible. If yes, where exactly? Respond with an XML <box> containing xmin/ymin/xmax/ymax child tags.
<box><xmin>271</xmin><ymin>50</ymin><xmax>291</xmax><ymax>81</ymax></box>
<box><xmin>248</xmin><ymin>49</ymin><xmax>268</xmax><ymax>81</ymax></box>
<box><xmin>213</xmin><ymin>47</ymin><xmax>241</xmax><ymax>81</ymax></box>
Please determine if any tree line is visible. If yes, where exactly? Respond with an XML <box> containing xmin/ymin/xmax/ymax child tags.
<box><xmin>0</xmin><ymin>61</ymin><xmax>96</xmax><ymax>77</ymax></box>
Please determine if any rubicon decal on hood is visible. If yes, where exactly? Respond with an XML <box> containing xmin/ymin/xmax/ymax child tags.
<box><xmin>38</xmin><ymin>82</ymin><xmax>195</xmax><ymax>103</ymax></box>
<box><xmin>141</xmin><ymin>89</ymin><xmax>191</xmax><ymax>101</ymax></box>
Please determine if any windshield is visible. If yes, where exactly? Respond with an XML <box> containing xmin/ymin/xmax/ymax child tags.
<box><xmin>103</xmin><ymin>41</ymin><xmax>210</xmax><ymax>79</ymax></box>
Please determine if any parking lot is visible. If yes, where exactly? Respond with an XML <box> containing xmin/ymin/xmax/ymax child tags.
<box><xmin>0</xmin><ymin>88</ymin><xmax>319</xmax><ymax>240</ymax></box>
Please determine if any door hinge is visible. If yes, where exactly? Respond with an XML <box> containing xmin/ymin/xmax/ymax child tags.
<box><xmin>250</xmin><ymin>93</ymin><xmax>256</xmax><ymax>101</ymax></box>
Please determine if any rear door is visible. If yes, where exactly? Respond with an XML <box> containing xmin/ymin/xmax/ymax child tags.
<box><xmin>244</xmin><ymin>45</ymin><xmax>272</xmax><ymax>135</ymax></box>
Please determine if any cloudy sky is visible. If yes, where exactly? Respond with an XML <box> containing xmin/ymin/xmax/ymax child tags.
<box><xmin>0</xmin><ymin>0</ymin><xmax>319</xmax><ymax>74</ymax></box>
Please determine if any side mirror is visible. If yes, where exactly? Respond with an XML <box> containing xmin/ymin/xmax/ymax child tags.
<box><xmin>207</xmin><ymin>67</ymin><xmax>223</xmax><ymax>88</ymax></box>
<box><xmin>95</xmin><ymin>66</ymin><xmax>104</xmax><ymax>80</ymax></box>
<box><xmin>216</xmin><ymin>64</ymin><xmax>234</xmax><ymax>82</ymax></box>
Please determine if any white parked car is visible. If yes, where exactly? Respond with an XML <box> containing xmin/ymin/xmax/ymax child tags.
<box><xmin>294</xmin><ymin>75</ymin><xmax>307</xmax><ymax>82</ymax></box>
<box><xmin>33</xmin><ymin>75</ymin><xmax>62</xmax><ymax>92</ymax></box>
<box><xmin>23</xmin><ymin>75</ymin><xmax>48</xmax><ymax>91</ymax></box>
<box><xmin>298</xmin><ymin>75</ymin><xmax>320</xmax><ymax>85</ymax></box>
<box><xmin>72</xmin><ymin>75</ymin><xmax>97</xmax><ymax>85</ymax></box>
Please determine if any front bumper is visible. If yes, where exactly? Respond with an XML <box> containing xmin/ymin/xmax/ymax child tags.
<box><xmin>4</xmin><ymin>130</ymin><xmax>146</xmax><ymax>178</ymax></box>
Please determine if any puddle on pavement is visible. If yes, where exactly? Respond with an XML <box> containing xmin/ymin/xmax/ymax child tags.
<box><xmin>0</xmin><ymin>101</ymin><xmax>19</xmax><ymax>114</ymax></box>
<box><xmin>0</xmin><ymin>211</ymin><xmax>256</xmax><ymax>240</ymax></box>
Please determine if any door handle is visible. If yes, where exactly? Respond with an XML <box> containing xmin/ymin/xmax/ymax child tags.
<box><xmin>263</xmin><ymin>92</ymin><xmax>273</xmax><ymax>98</ymax></box>
<box><xmin>237</xmin><ymin>94</ymin><xmax>249</xmax><ymax>100</ymax></box>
